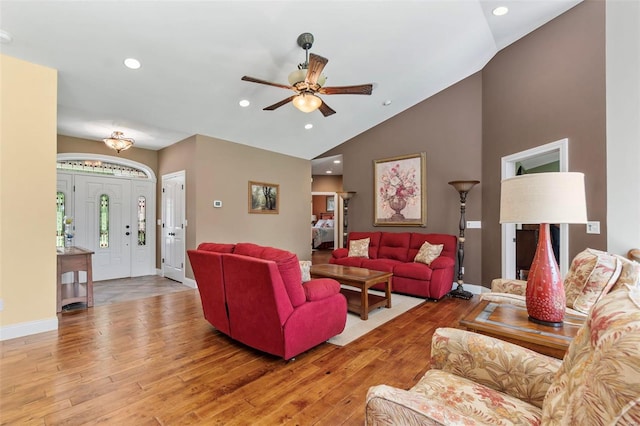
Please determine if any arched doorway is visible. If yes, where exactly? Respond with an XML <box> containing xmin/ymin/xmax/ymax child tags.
<box><xmin>56</xmin><ymin>154</ymin><xmax>157</xmax><ymax>281</ymax></box>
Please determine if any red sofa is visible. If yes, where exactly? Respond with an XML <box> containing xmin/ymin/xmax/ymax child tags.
<box><xmin>330</xmin><ymin>232</ymin><xmax>457</xmax><ymax>299</ymax></box>
<box><xmin>187</xmin><ymin>242</ymin><xmax>347</xmax><ymax>360</ymax></box>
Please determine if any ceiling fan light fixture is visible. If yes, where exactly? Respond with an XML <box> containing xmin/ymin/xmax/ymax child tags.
<box><xmin>103</xmin><ymin>131</ymin><xmax>135</xmax><ymax>153</ymax></box>
<box><xmin>288</xmin><ymin>69</ymin><xmax>327</xmax><ymax>87</ymax></box>
<box><xmin>293</xmin><ymin>93</ymin><xmax>322</xmax><ymax>113</ymax></box>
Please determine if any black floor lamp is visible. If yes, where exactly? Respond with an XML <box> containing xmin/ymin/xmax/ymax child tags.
<box><xmin>448</xmin><ymin>180</ymin><xmax>479</xmax><ymax>300</ymax></box>
<box><xmin>338</xmin><ymin>191</ymin><xmax>355</xmax><ymax>248</ymax></box>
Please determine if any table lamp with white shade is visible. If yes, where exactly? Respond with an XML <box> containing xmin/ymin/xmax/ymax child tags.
<box><xmin>500</xmin><ymin>172</ymin><xmax>587</xmax><ymax>327</ymax></box>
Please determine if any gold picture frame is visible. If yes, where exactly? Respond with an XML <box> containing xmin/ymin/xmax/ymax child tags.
<box><xmin>248</xmin><ymin>181</ymin><xmax>279</xmax><ymax>214</ymax></box>
<box><xmin>373</xmin><ymin>152</ymin><xmax>427</xmax><ymax>226</ymax></box>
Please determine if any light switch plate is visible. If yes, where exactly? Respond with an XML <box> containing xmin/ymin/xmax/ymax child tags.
<box><xmin>466</xmin><ymin>221</ymin><xmax>482</xmax><ymax>229</ymax></box>
<box><xmin>586</xmin><ymin>221</ymin><xmax>600</xmax><ymax>234</ymax></box>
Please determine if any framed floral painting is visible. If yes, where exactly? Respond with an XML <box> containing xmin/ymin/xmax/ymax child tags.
<box><xmin>374</xmin><ymin>152</ymin><xmax>426</xmax><ymax>226</ymax></box>
<box><xmin>248</xmin><ymin>181</ymin><xmax>279</xmax><ymax>214</ymax></box>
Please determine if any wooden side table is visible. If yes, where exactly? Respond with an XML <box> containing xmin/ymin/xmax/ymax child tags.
<box><xmin>459</xmin><ymin>301</ymin><xmax>585</xmax><ymax>359</ymax></box>
<box><xmin>57</xmin><ymin>246</ymin><xmax>94</xmax><ymax>313</ymax></box>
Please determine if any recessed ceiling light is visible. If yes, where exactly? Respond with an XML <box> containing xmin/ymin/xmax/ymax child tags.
<box><xmin>124</xmin><ymin>58</ymin><xmax>141</xmax><ymax>70</ymax></box>
<box><xmin>0</xmin><ymin>30</ymin><xmax>13</xmax><ymax>44</ymax></box>
<box><xmin>333</xmin><ymin>160</ymin><xmax>341</xmax><ymax>164</ymax></box>
<box><xmin>239</xmin><ymin>99</ymin><xmax>250</xmax><ymax>107</ymax></box>
<box><xmin>304</xmin><ymin>123</ymin><xmax>313</xmax><ymax>130</ymax></box>
<box><xmin>382</xmin><ymin>100</ymin><xmax>392</xmax><ymax>106</ymax></box>
<box><xmin>492</xmin><ymin>6</ymin><xmax>509</xmax><ymax>16</ymax></box>
<box><xmin>326</xmin><ymin>170</ymin><xmax>332</xmax><ymax>174</ymax></box>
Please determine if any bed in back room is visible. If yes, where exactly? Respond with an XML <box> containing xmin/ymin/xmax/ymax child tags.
<box><xmin>312</xmin><ymin>213</ymin><xmax>334</xmax><ymax>249</ymax></box>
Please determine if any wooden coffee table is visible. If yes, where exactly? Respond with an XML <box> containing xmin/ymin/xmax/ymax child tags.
<box><xmin>459</xmin><ymin>300</ymin><xmax>585</xmax><ymax>359</ymax></box>
<box><xmin>310</xmin><ymin>264</ymin><xmax>392</xmax><ymax>320</ymax></box>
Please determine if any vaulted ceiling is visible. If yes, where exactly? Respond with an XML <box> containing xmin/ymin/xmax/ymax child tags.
<box><xmin>1</xmin><ymin>1</ymin><xmax>581</xmax><ymax>160</ymax></box>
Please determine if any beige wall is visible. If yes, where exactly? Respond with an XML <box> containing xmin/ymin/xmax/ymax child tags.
<box><xmin>57</xmin><ymin>135</ymin><xmax>159</xmax><ymax>178</ymax></box>
<box><xmin>322</xmin><ymin>72</ymin><xmax>483</xmax><ymax>286</ymax></box>
<box><xmin>481</xmin><ymin>0</ymin><xmax>606</xmax><ymax>284</ymax></box>
<box><xmin>0</xmin><ymin>55</ymin><xmax>57</xmax><ymax>332</ymax></box>
<box><xmin>158</xmin><ymin>134</ymin><xmax>313</xmax><ymax>278</ymax></box>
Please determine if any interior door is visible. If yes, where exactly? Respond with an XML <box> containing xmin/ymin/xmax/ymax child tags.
<box><xmin>74</xmin><ymin>175</ymin><xmax>132</xmax><ymax>281</ymax></box>
<box><xmin>162</xmin><ymin>172</ymin><xmax>185</xmax><ymax>282</ymax></box>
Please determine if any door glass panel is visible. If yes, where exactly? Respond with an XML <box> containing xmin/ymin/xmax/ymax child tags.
<box><xmin>100</xmin><ymin>194</ymin><xmax>109</xmax><ymax>248</ymax></box>
<box><xmin>138</xmin><ymin>196</ymin><xmax>146</xmax><ymax>246</ymax></box>
<box><xmin>56</xmin><ymin>192</ymin><xmax>65</xmax><ymax>247</ymax></box>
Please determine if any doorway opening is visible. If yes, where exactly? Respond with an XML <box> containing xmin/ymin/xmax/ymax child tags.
<box><xmin>501</xmin><ymin>139</ymin><xmax>569</xmax><ymax>279</ymax></box>
<box><xmin>311</xmin><ymin>192</ymin><xmax>339</xmax><ymax>251</ymax></box>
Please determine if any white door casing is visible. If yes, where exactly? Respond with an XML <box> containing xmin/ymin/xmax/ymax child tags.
<box><xmin>501</xmin><ymin>139</ymin><xmax>569</xmax><ymax>279</ymax></box>
<box><xmin>162</xmin><ymin>171</ymin><xmax>186</xmax><ymax>282</ymax></box>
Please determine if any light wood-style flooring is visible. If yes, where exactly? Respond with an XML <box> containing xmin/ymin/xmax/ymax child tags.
<box><xmin>1</xmin><ymin>249</ymin><xmax>479</xmax><ymax>425</ymax></box>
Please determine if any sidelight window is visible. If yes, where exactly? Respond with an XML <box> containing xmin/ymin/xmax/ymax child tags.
<box><xmin>56</xmin><ymin>192</ymin><xmax>65</xmax><ymax>247</ymax></box>
<box><xmin>138</xmin><ymin>196</ymin><xmax>146</xmax><ymax>246</ymax></box>
<box><xmin>99</xmin><ymin>194</ymin><xmax>109</xmax><ymax>248</ymax></box>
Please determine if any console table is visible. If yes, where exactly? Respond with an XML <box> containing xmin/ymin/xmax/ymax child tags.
<box><xmin>57</xmin><ymin>247</ymin><xmax>94</xmax><ymax>312</ymax></box>
<box><xmin>459</xmin><ymin>300</ymin><xmax>585</xmax><ymax>359</ymax></box>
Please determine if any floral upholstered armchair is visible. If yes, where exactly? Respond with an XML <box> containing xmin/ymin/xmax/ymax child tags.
<box><xmin>365</xmin><ymin>282</ymin><xmax>640</xmax><ymax>425</ymax></box>
<box><xmin>484</xmin><ymin>248</ymin><xmax>640</xmax><ymax>318</ymax></box>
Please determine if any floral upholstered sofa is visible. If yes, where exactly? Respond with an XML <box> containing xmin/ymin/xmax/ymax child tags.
<box><xmin>366</xmin><ymin>281</ymin><xmax>640</xmax><ymax>425</ymax></box>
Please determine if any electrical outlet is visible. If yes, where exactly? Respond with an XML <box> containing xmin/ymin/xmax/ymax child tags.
<box><xmin>586</xmin><ymin>221</ymin><xmax>601</xmax><ymax>234</ymax></box>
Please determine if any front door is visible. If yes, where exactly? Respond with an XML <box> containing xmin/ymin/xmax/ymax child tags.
<box><xmin>162</xmin><ymin>171</ymin><xmax>185</xmax><ymax>282</ymax></box>
<box><xmin>74</xmin><ymin>175</ymin><xmax>132</xmax><ymax>281</ymax></box>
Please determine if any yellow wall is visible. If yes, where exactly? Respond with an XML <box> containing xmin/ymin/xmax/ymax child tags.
<box><xmin>0</xmin><ymin>55</ymin><xmax>58</xmax><ymax>333</ymax></box>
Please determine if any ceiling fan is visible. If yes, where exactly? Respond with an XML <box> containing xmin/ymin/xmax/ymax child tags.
<box><xmin>241</xmin><ymin>33</ymin><xmax>373</xmax><ymax>117</ymax></box>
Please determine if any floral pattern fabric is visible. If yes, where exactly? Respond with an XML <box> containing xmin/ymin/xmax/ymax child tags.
<box><xmin>348</xmin><ymin>237</ymin><xmax>370</xmax><ymax>258</ymax></box>
<box><xmin>542</xmin><ymin>284</ymin><xmax>640</xmax><ymax>425</ymax></box>
<box><xmin>366</xmin><ymin>283</ymin><xmax>640</xmax><ymax>426</ymax></box>
<box><xmin>564</xmin><ymin>248</ymin><xmax>621</xmax><ymax>314</ymax></box>
<box><xmin>414</xmin><ymin>241</ymin><xmax>443</xmax><ymax>265</ymax></box>
<box><xmin>491</xmin><ymin>278</ymin><xmax>527</xmax><ymax>296</ymax></box>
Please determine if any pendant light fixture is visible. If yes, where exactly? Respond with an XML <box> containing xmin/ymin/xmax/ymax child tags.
<box><xmin>103</xmin><ymin>131</ymin><xmax>134</xmax><ymax>153</ymax></box>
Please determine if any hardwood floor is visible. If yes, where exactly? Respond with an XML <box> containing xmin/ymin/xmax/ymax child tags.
<box><xmin>1</xmin><ymin>261</ymin><xmax>479</xmax><ymax>425</ymax></box>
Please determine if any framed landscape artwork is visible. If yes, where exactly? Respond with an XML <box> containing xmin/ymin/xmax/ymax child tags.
<box><xmin>373</xmin><ymin>152</ymin><xmax>427</xmax><ymax>226</ymax></box>
<box><xmin>248</xmin><ymin>181</ymin><xmax>279</xmax><ymax>214</ymax></box>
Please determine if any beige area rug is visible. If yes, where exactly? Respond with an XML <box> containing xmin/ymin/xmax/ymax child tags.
<box><xmin>328</xmin><ymin>289</ymin><xmax>425</xmax><ymax>346</ymax></box>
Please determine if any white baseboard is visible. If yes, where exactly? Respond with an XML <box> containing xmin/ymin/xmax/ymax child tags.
<box><xmin>183</xmin><ymin>277</ymin><xmax>197</xmax><ymax>289</ymax></box>
<box><xmin>0</xmin><ymin>317</ymin><xmax>58</xmax><ymax>341</ymax></box>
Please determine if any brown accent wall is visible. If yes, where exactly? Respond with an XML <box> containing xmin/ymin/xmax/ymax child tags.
<box><xmin>323</xmin><ymin>72</ymin><xmax>483</xmax><ymax>286</ymax></box>
<box><xmin>311</xmin><ymin>175</ymin><xmax>342</xmax><ymax>192</ymax></box>
<box><xmin>57</xmin><ymin>134</ymin><xmax>159</xmax><ymax>177</ymax></box>
<box><xmin>481</xmin><ymin>0</ymin><xmax>606</xmax><ymax>284</ymax></box>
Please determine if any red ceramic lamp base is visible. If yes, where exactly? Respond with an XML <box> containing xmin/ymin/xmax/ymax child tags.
<box><xmin>525</xmin><ymin>223</ymin><xmax>565</xmax><ymax>327</ymax></box>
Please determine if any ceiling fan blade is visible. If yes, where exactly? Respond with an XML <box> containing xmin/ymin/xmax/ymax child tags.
<box><xmin>263</xmin><ymin>96</ymin><xmax>296</xmax><ymax>111</ymax></box>
<box><xmin>319</xmin><ymin>84</ymin><xmax>373</xmax><ymax>95</ymax></box>
<box><xmin>318</xmin><ymin>100</ymin><xmax>336</xmax><ymax>117</ymax></box>
<box><xmin>305</xmin><ymin>54</ymin><xmax>328</xmax><ymax>86</ymax></box>
<box><xmin>241</xmin><ymin>76</ymin><xmax>293</xmax><ymax>90</ymax></box>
